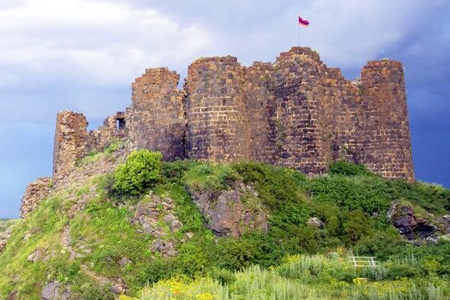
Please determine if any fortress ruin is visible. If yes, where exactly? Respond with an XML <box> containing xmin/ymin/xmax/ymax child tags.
<box><xmin>21</xmin><ymin>47</ymin><xmax>415</xmax><ymax>217</ymax></box>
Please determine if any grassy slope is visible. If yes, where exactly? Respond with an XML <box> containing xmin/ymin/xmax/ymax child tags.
<box><xmin>0</xmin><ymin>152</ymin><xmax>449</xmax><ymax>299</ymax></box>
<box><xmin>0</xmin><ymin>219</ymin><xmax>18</xmax><ymax>235</ymax></box>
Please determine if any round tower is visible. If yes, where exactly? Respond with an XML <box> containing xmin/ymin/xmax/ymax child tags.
<box><xmin>184</xmin><ymin>56</ymin><xmax>250</xmax><ymax>161</ymax></box>
<box><xmin>358</xmin><ymin>60</ymin><xmax>414</xmax><ymax>181</ymax></box>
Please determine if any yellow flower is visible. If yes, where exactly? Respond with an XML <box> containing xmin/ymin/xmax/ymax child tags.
<box><xmin>195</xmin><ymin>293</ymin><xmax>215</xmax><ymax>300</ymax></box>
<box><xmin>353</xmin><ymin>277</ymin><xmax>368</xmax><ymax>285</ymax></box>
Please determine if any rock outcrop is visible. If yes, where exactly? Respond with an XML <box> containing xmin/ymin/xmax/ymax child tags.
<box><xmin>20</xmin><ymin>177</ymin><xmax>52</xmax><ymax>218</ymax></box>
<box><xmin>189</xmin><ymin>181</ymin><xmax>268</xmax><ymax>237</ymax></box>
<box><xmin>387</xmin><ymin>201</ymin><xmax>445</xmax><ymax>241</ymax></box>
<box><xmin>131</xmin><ymin>194</ymin><xmax>183</xmax><ymax>257</ymax></box>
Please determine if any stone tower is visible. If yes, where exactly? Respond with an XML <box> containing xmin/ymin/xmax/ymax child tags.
<box><xmin>52</xmin><ymin>110</ymin><xmax>88</xmax><ymax>182</ymax></box>
<box><xmin>357</xmin><ymin>60</ymin><xmax>414</xmax><ymax>181</ymax></box>
<box><xmin>126</xmin><ymin>68</ymin><xmax>185</xmax><ymax>161</ymax></box>
<box><xmin>185</xmin><ymin>57</ymin><xmax>251</xmax><ymax>162</ymax></box>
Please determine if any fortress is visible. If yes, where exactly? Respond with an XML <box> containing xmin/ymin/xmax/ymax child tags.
<box><xmin>22</xmin><ymin>47</ymin><xmax>414</xmax><ymax>217</ymax></box>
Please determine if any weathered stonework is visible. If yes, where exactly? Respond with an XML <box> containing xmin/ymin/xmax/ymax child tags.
<box><xmin>50</xmin><ymin>47</ymin><xmax>414</xmax><ymax>183</ymax></box>
<box><xmin>52</xmin><ymin>111</ymin><xmax>89</xmax><ymax>182</ymax></box>
<box><xmin>358</xmin><ymin>61</ymin><xmax>414</xmax><ymax>180</ymax></box>
<box><xmin>87</xmin><ymin>112</ymin><xmax>125</xmax><ymax>153</ymax></box>
<box><xmin>126</xmin><ymin>68</ymin><xmax>185</xmax><ymax>161</ymax></box>
<box><xmin>20</xmin><ymin>177</ymin><xmax>52</xmax><ymax>218</ymax></box>
<box><xmin>185</xmin><ymin>57</ymin><xmax>251</xmax><ymax>162</ymax></box>
<box><xmin>23</xmin><ymin>46</ymin><xmax>415</xmax><ymax>218</ymax></box>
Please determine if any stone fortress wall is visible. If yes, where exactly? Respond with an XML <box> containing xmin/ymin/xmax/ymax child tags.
<box><xmin>21</xmin><ymin>47</ymin><xmax>415</xmax><ymax>217</ymax></box>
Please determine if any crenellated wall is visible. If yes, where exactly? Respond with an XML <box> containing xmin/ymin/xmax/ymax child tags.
<box><xmin>47</xmin><ymin>47</ymin><xmax>414</xmax><ymax>193</ymax></box>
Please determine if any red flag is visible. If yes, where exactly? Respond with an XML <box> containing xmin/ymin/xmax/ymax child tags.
<box><xmin>298</xmin><ymin>16</ymin><xmax>309</xmax><ymax>27</ymax></box>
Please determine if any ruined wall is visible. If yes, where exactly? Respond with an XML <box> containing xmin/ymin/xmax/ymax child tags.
<box><xmin>126</xmin><ymin>68</ymin><xmax>185</xmax><ymax>161</ymax></box>
<box><xmin>358</xmin><ymin>60</ymin><xmax>414</xmax><ymax>181</ymax></box>
<box><xmin>48</xmin><ymin>47</ymin><xmax>414</xmax><ymax>188</ymax></box>
<box><xmin>87</xmin><ymin>112</ymin><xmax>125</xmax><ymax>153</ymax></box>
<box><xmin>52</xmin><ymin>111</ymin><xmax>89</xmax><ymax>182</ymax></box>
<box><xmin>20</xmin><ymin>177</ymin><xmax>52</xmax><ymax>218</ymax></box>
<box><xmin>185</xmin><ymin>57</ymin><xmax>250</xmax><ymax>161</ymax></box>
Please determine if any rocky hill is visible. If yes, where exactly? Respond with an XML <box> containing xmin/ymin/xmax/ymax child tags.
<box><xmin>0</xmin><ymin>144</ymin><xmax>449</xmax><ymax>299</ymax></box>
<box><xmin>0</xmin><ymin>47</ymin><xmax>448</xmax><ymax>300</ymax></box>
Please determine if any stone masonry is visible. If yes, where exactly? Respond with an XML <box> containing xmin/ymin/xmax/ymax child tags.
<box><xmin>48</xmin><ymin>47</ymin><xmax>414</xmax><ymax>188</ymax></box>
<box><xmin>185</xmin><ymin>56</ymin><xmax>250</xmax><ymax>162</ymax></box>
<box><xmin>126</xmin><ymin>68</ymin><xmax>185</xmax><ymax>161</ymax></box>
<box><xmin>52</xmin><ymin>111</ymin><xmax>89</xmax><ymax>182</ymax></box>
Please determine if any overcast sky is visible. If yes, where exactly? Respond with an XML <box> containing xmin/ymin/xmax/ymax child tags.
<box><xmin>1</xmin><ymin>0</ymin><xmax>449</xmax><ymax>218</ymax></box>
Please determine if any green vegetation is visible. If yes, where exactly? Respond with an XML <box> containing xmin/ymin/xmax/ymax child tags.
<box><xmin>0</xmin><ymin>219</ymin><xmax>18</xmax><ymax>235</ymax></box>
<box><xmin>122</xmin><ymin>254</ymin><xmax>450</xmax><ymax>300</ymax></box>
<box><xmin>0</xmin><ymin>157</ymin><xmax>449</xmax><ymax>299</ymax></box>
<box><xmin>113</xmin><ymin>150</ymin><xmax>162</xmax><ymax>196</ymax></box>
<box><xmin>77</xmin><ymin>140</ymin><xmax>123</xmax><ymax>167</ymax></box>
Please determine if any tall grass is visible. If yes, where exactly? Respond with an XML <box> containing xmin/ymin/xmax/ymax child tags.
<box><xmin>133</xmin><ymin>254</ymin><xmax>449</xmax><ymax>300</ymax></box>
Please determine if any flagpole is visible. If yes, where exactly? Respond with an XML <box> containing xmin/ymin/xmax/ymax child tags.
<box><xmin>297</xmin><ymin>15</ymin><xmax>309</xmax><ymax>46</ymax></box>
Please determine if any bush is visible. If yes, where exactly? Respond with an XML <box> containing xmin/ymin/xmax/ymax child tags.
<box><xmin>342</xmin><ymin>210</ymin><xmax>373</xmax><ymax>244</ymax></box>
<box><xmin>329</xmin><ymin>161</ymin><xmax>375</xmax><ymax>177</ymax></box>
<box><xmin>113</xmin><ymin>150</ymin><xmax>162</xmax><ymax>196</ymax></box>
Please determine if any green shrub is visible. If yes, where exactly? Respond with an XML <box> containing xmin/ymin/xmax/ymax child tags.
<box><xmin>160</xmin><ymin>160</ymin><xmax>199</xmax><ymax>184</ymax></box>
<box><xmin>113</xmin><ymin>150</ymin><xmax>162</xmax><ymax>196</ymax></box>
<box><xmin>386</xmin><ymin>264</ymin><xmax>420</xmax><ymax>279</ymax></box>
<box><xmin>342</xmin><ymin>210</ymin><xmax>373</xmax><ymax>244</ymax></box>
<box><xmin>177</xmin><ymin>243</ymin><xmax>208</xmax><ymax>277</ymax></box>
<box><xmin>216</xmin><ymin>238</ymin><xmax>262</xmax><ymax>270</ymax></box>
<box><xmin>208</xmin><ymin>267</ymin><xmax>236</xmax><ymax>285</ymax></box>
<box><xmin>353</xmin><ymin>229</ymin><xmax>410</xmax><ymax>260</ymax></box>
<box><xmin>329</xmin><ymin>161</ymin><xmax>375</xmax><ymax>177</ymax></box>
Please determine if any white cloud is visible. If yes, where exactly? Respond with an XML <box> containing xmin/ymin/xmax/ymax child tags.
<box><xmin>0</xmin><ymin>0</ymin><xmax>214</xmax><ymax>89</ymax></box>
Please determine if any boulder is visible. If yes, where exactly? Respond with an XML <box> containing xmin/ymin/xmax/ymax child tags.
<box><xmin>387</xmin><ymin>201</ymin><xmax>438</xmax><ymax>240</ymax></box>
<box><xmin>307</xmin><ymin>217</ymin><xmax>325</xmax><ymax>229</ymax></box>
<box><xmin>41</xmin><ymin>282</ymin><xmax>60</xmax><ymax>300</ymax></box>
<box><xmin>119</xmin><ymin>257</ymin><xmax>131</xmax><ymax>267</ymax></box>
<box><xmin>27</xmin><ymin>250</ymin><xmax>43</xmax><ymax>263</ymax></box>
<box><xmin>189</xmin><ymin>181</ymin><xmax>268</xmax><ymax>237</ymax></box>
<box><xmin>150</xmin><ymin>239</ymin><xmax>177</xmax><ymax>257</ymax></box>
<box><xmin>5</xmin><ymin>291</ymin><xmax>18</xmax><ymax>300</ymax></box>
